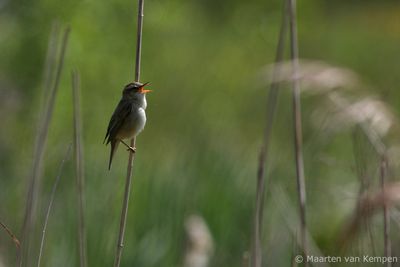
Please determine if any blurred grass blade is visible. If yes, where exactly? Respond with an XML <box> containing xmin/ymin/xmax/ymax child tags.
<box><xmin>72</xmin><ymin>70</ymin><xmax>88</xmax><ymax>267</ymax></box>
<box><xmin>39</xmin><ymin>22</ymin><xmax>60</xmax><ymax>122</ymax></box>
<box><xmin>37</xmin><ymin>143</ymin><xmax>72</xmax><ymax>267</ymax></box>
<box><xmin>15</xmin><ymin>20</ymin><xmax>61</xmax><ymax>266</ymax></box>
<box><xmin>19</xmin><ymin>26</ymin><xmax>70</xmax><ymax>267</ymax></box>
<box><xmin>252</xmin><ymin>0</ymin><xmax>288</xmax><ymax>266</ymax></box>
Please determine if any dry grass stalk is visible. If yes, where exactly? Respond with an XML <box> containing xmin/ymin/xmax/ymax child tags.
<box><xmin>37</xmin><ymin>143</ymin><xmax>72</xmax><ymax>267</ymax></box>
<box><xmin>72</xmin><ymin>70</ymin><xmax>88</xmax><ymax>267</ymax></box>
<box><xmin>252</xmin><ymin>1</ymin><xmax>288</xmax><ymax>266</ymax></box>
<box><xmin>326</xmin><ymin>87</ymin><xmax>393</xmax><ymax>259</ymax></box>
<box><xmin>323</xmin><ymin>87</ymin><xmax>392</xmax><ymax>261</ymax></box>
<box><xmin>328</xmin><ymin>92</ymin><xmax>394</xmax><ymax>266</ymax></box>
<box><xmin>288</xmin><ymin>0</ymin><xmax>308</xmax><ymax>263</ymax></box>
<box><xmin>113</xmin><ymin>0</ymin><xmax>146</xmax><ymax>266</ymax></box>
<box><xmin>0</xmin><ymin>220</ymin><xmax>20</xmax><ymax>248</ymax></box>
<box><xmin>261</xmin><ymin>34</ymin><xmax>396</xmax><ymax>264</ymax></box>
<box><xmin>264</xmin><ymin>57</ymin><xmax>396</xmax><ymax>261</ymax></box>
<box><xmin>332</xmin><ymin>93</ymin><xmax>392</xmax><ymax>260</ymax></box>
<box><xmin>19</xmin><ymin>26</ymin><xmax>70</xmax><ymax>267</ymax></box>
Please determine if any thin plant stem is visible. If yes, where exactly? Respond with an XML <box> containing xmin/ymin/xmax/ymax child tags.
<box><xmin>0</xmin><ymin>220</ymin><xmax>20</xmax><ymax>249</ymax></box>
<box><xmin>380</xmin><ymin>154</ymin><xmax>391</xmax><ymax>267</ymax></box>
<box><xmin>113</xmin><ymin>140</ymin><xmax>136</xmax><ymax>267</ymax></box>
<box><xmin>113</xmin><ymin>0</ymin><xmax>145</xmax><ymax>266</ymax></box>
<box><xmin>19</xmin><ymin>26</ymin><xmax>70</xmax><ymax>267</ymax></box>
<box><xmin>134</xmin><ymin>0</ymin><xmax>145</xmax><ymax>82</ymax></box>
<box><xmin>288</xmin><ymin>0</ymin><xmax>308</xmax><ymax>263</ymax></box>
<box><xmin>37</xmin><ymin>143</ymin><xmax>72</xmax><ymax>267</ymax></box>
<box><xmin>72</xmin><ymin>70</ymin><xmax>88</xmax><ymax>267</ymax></box>
<box><xmin>252</xmin><ymin>1</ymin><xmax>288</xmax><ymax>266</ymax></box>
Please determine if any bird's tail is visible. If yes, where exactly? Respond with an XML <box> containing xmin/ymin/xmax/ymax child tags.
<box><xmin>108</xmin><ymin>140</ymin><xmax>119</xmax><ymax>170</ymax></box>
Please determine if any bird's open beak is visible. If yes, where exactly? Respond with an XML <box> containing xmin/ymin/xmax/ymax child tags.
<box><xmin>139</xmin><ymin>82</ymin><xmax>152</xmax><ymax>94</ymax></box>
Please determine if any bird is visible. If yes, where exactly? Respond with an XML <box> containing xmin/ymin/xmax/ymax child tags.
<box><xmin>104</xmin><ymin>81</ymin><xmax>151</xmax><ymax>170</ymax></box>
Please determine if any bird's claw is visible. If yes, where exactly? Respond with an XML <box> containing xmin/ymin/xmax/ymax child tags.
<box><xmin>127</xmin><ymin>146</ymin><xmax>136</xmax><ymax>153</ymax></box>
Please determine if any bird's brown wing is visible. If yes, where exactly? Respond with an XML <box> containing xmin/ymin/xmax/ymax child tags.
<box><xmin>104</xmin><ymin>99</ymin><xmax>132</xmax><ymax>145</ymax></box>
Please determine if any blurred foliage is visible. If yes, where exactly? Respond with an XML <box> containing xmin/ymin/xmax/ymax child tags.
<box><xmin>1</xmin><ymin>0</ymin><xmax>400</xmax><ymax>266</ymax></box>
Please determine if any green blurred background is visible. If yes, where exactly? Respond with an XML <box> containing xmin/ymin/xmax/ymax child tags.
<box><xmin>1</xmin><ymin>0</ymin><xmax>400</xmax><ymax>266</ymax></box>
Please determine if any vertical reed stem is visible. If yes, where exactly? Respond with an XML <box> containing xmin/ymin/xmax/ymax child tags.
<box><xmin>113</xmin><ymin>0</ymin><xmax>145</xmax><ymax>266</ymax></box>
<box><xmin>288</xmin><ymin>0</ymin><xmax>308</xmax><ymax>263</ymax></box>
<box><xmin>134</xmin><ymin>0</ymin><xmax>145</xmax><ymax>82</ymax></box>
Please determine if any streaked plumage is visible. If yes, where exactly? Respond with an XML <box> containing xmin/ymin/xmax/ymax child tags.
<box><xmin>104</xmin><ymin>82</ymin><xmax>150</xmax><ymax>169</ymax></box>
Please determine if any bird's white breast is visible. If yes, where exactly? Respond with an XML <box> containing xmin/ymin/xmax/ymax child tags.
<box><xmin>142</xmin><ymin>96</ymin><xmax>147</xmax><ymax>110</ymax></box>
<box><xmin>116</xmin><ymin>106</ymin><xmax>146</xmax><ymax>140</ymax></box>
<box><xmin>134</xmin><ymin>107</ymin><xmax>147</xmax><ymax>134</ymax></box>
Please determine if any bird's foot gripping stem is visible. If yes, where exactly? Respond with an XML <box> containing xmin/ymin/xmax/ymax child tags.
<box><xmin>127</xmin><ymin>146</ymin><xmax>136</xmax><ymax>153</ymax></box>
<box><xmin>120</xmin><ymin>140</ymin><xmax>136</xmax><ymax>154</ymax></box>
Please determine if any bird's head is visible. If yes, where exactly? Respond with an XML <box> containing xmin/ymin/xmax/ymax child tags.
<box><xmin>122</xmin><ymin>82</ymin><xmax>151</xmax><ymax>96</ymax></box>
<box><xmin>122</xmin><ymin>82</ymin><xmax>151</xmax><ymax>100</ymax></box>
